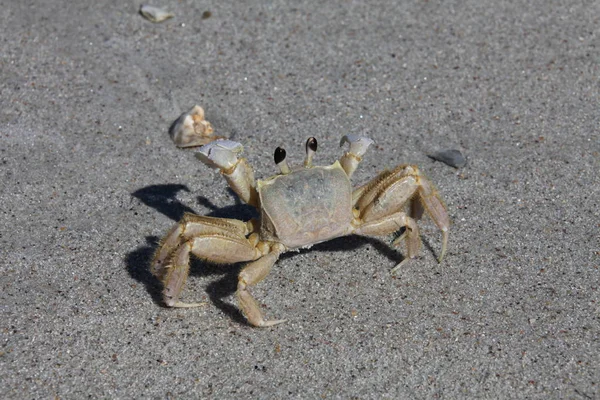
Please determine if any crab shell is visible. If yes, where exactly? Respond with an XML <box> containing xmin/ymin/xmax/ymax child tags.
<box><xmin>257</xmin><ymin>161</ymin><xmax>353</xmax><ymax>249</ymax></box>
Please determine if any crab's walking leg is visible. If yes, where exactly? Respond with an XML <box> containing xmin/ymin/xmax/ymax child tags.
<box><xmin>151</xmin><ymin>214</ymin><xmax>263</xmax><ymax>308</ymax></box>
<box><xmin>355</xmin><ymin>210</ymin><xmax>421</xmax><ymax>275</ymax></box>
<box><xmin>195</xmin><ymin>140</ymin><xmax>259</xmax><ymax>207</ymax></box>
<box><xmin>237</xmin><ymin>243</ymin><xmax>286</xmax><ymax>327</ymax></box>
<box><xmin>159</xmin><ymin>241</ymin><xmax>203</xmax><ymax>308</ymax></box>
<box><xmin>417</xmin><ymin>174</ymin><xmax>449</xmax><ymax>262</ymax></box>
<box><xmin>352</xmin><ymin>164</ymin><xmax>450</xmax><ymax>270</ymax></box>
<box><xmin>339</xmin><ymin>135</ymin><xmax>374</xmax><ymax>178</ymax></box>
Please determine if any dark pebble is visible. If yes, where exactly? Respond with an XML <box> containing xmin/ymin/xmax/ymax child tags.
<box><xmin>428</xmin><ymin>149</ymin><xmax>467</xmax><ymax>168</ymax></box>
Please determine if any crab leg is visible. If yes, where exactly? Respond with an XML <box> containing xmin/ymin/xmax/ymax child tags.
<box><xmin>237</xmin><ymin>243</ymin><xmax>286</xmax><ymax>327</ymax></box>
<box><xmin>353</xmin><ymin>164</ymin><xmax>450</xmax><ymax>267</ymax></box>
<box><xmin>151</xmin><ymin>214</ymin><xmax>264</xmax><ymax>308</ymax></box>
<box><xmin>196</xmin><ymin>140</ymin><xmax>259</xmax><ymax>207</ymax></box>
<box><xmin>158</xmin><ymin>241</ymin><xmax>203</xmax><ymax>308</ymax></box>
<box><xmin>355</xmin><ymin>210</ymin><xmax>421</xmax><ymax>274</ymax></box>
<box><xmin>417</xmin><ymin>174</ymin><xmax>450</xmax><ymax>261</ymax></box>
<box><xmin>152</xmin><ymin>213</ymin><xmax>252</xmax><ymax>274</ymax></box>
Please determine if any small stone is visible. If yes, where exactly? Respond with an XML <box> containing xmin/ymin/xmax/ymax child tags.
<box><xmin>428</xmin><ymin>149</ymin><xmax>467</xmax><ymax>168</ymax></box>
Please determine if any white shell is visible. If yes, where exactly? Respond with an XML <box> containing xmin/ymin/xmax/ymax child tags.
<box><xmin>170</xmin><ymin>105</ymin><xmax>221</xmax><ymax>148</ymax></box>
<box><xmin>140</xmin><ymin>5</ymin><xmax>175</xmax><ymax>23</ymax></box>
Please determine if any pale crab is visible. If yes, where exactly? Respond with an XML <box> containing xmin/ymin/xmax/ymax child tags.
<box><xmin>151</xmin><ymin>136</ymin><xmax>449</xmax><ymax>327</ymax></box>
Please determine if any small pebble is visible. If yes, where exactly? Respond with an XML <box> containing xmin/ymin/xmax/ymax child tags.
<box><xmin>428</xmin><ymin>149</ymin><xmax>467</xmax><ymax>168</ymax></box>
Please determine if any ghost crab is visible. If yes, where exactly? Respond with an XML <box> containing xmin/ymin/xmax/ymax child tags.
<box><xmin>151</xmin><ymin>136</ymin><xmax>449</xmax><ymax>327</ymax></box>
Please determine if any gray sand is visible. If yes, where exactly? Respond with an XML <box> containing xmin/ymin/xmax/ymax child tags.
<box><xmin>1</xmin><ymin>1</ymin><xmax>598</xmax><ymax>398</ymax></box>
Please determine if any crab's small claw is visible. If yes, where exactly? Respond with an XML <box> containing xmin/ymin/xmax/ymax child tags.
<box><xmin>195</xmin><ymin>139</ymin><xmax>244</xmax><ymax>172</ymax></box>
<box><xmin>340</xmin><ymin>135</ymin><xmax>374</xmax><ymax>156</ymax></box>
<box><xmin>339</xmin><ymin>135</ymin><xmax>374</xmax><ymax>178</ymax></box>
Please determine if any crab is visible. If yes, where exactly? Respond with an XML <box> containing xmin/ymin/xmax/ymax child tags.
<box><xmin>151</xmin><ymin>136</ymin><xmax>449</xmax><ymax>327</ymax></box>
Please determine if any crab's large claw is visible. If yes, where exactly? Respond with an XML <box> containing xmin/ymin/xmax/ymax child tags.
<box><xmin>196</xmin><ymin>139</ymin><xmax>244</xmax><ymax>172</ymax></box>
<box><xmin>339</xmin><ymin>135</ymin><xmax>374</xmax><ymax>178</ymax></box>
<box><xmin>195</xmin><ymin>140</ymin><xmax>259</xmax><ymax>207</ymax></box>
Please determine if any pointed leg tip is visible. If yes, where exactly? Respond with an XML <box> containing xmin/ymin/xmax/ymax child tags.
<box><xmin>171</xmin><ymin>301</ymin><xmax>207</xmax><ymax>308</ymax></box>
<box><xmin>438</xmin><ymin>231</ymin><xmax>449</xmax><ymax>263</ymax></box>
<box><xmin>391</xmin><ymin>257</ymin><xmax>413</xmax><ymax>275</ymax></box>
<box><xmin>437</xmin><ymin>248</ymin><xmax>447</xmax><ymax>264</ymax></box>
<box><xmin>255</xmin><ymin>318</ymin><xmax>288</xmax><ymax>328</ymax></box>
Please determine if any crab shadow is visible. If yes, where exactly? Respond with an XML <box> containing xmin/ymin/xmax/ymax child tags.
<box><xmin>126</xmin><ymin>183</ymin><xmax>434</xmax><ymax>325</ymax></box>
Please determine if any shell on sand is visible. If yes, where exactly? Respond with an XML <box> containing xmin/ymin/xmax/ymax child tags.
<box><xmin>170</xmin><ymin>105</ymin><xmax>223</xmax><ymax>148</ymax></box>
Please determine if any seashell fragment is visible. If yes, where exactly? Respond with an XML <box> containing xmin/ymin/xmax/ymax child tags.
<box><xmin>140</xmin><ymin>5</ymin><xmax>175</xmax><ymax>23</ymax></box>
<box><xmin>170</xmin><ymin>105</ymin><xmax>223</xmax><ymax>148</ymax></box>
<box><xmin>428</xmin><ymin>149</ymin><xmax>467</xmax><ymax>168</ymax></box>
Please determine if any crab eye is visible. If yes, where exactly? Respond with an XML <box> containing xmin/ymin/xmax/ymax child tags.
<box><xmin>306</xmin><ymin>137</ymin><xmax>317</xmax><ymax>153</ymax></box>
<box><xmin>274</xmin><ymin>147</ymin><xmax>291</xmax><ymax>174</ymax></box>
<box><xmin>304</xmin><ymin>137</ymin><xmax>317</xmax><ymax>168</ymax></box>
<box><xmin>274</xmin><ymin>147</ymin><xmax>286</xmax><ymax>164</ymax></box>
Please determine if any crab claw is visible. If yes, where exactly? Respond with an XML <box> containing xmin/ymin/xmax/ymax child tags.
<box><xmin>340</xmin><ymin>135</ymin><xmax>374</xmax><ymax>157</ymax></box>
<box><xmin>196</xmin><ymin>139</ymin><xmax>259</xmax><ymax>206</ymax></box>
<box><xmin>195</xmin><ymin>139</ymin><xmax>244</xmax><ymax>172</ymax></box>
<box><xmin>339</xmin><ymin>135</ymin><xmax>374</xmax><ymax>178</ymax></box>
